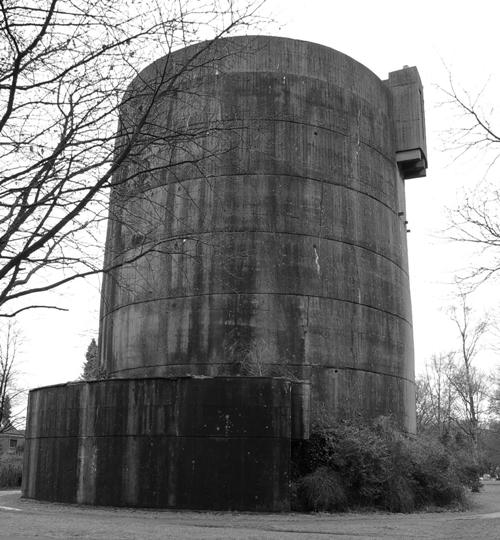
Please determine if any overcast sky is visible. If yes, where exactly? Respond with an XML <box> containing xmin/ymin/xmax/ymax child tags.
<box><xmin>13</xmin><ymin>0</ymin><xmax>499</xmax><ymax>392</ymax></box>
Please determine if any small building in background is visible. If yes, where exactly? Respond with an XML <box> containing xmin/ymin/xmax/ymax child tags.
<box><xmin>0</xmin><ymin>428</ymin><xmax>25</xmax><ymax>457</ymax></box>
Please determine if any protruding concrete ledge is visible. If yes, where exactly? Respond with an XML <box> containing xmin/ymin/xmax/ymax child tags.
<box><xmin>385</xmin><ymin>66</ymin><xmax>428</xmax><ymax>179</ymax></box>
<box><xmin>22</xmin><ymin>376</ymin><xmax>310</xmax><ymax>511</ymax></box>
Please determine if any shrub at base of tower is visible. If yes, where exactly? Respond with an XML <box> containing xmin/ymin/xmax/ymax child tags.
<box><xmin>293</xmin><ymin>467</ymin><xmax>348</xmax><ymax>512</ymax></box>
<box><xmin>0</xmin><ymin>455</ymin><xmax>23</xmax><ymax>488</ymax></box>
<box><xmin>291</xmin><ymin>418</ymin><xmax>477</xmax><ymax>513</ymax></box>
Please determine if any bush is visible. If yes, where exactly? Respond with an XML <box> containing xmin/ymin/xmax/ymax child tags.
<box><xmin>0</xmin><ymin>456</ymin><xmax>23</xmax><ymax>488</ymax></box>
<box><xmin>404</xmin><ymin>436</ymin><xmax>468</xmax><ymax>508</ymax></box>
<box><xmin>384</xmin><ymin>474</ymin><xmax>415</xmax><ymax>513</ymax></box>
<box><xmin>292</xmin><ymin>417</ymin><xmax>473</xmax><ymax>513</ymax></box>
<box><xmin>294</xmin><ymin>467</ymin><xmax>347</xmax><ymax>511</ymax></box>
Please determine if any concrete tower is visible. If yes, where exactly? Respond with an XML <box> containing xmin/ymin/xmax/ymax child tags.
<box><xmin>99</xmin><ymin>36</ymin><xmax>426</xmax><ymax>431</ymax></box>
<box><xmin>23</xmin><ymin>37</ymin><xmax>427</xmax><ymax>510</ymax></box>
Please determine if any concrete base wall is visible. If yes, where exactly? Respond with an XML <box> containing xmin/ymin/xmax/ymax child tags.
<box><xmin>22</xmin><ymin>377</ymin><xmax>307</xmax><ymax>511</ymax></box>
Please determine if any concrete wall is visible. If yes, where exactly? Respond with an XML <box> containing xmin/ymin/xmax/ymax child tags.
<box><xmin>99</xmin><ymin>36</ymin><xmax>417</xmax><ymax>431</ymax></box>
<box><xmin>22</xmin><ymin>377</ymin><xmax>295</xmax><ymax>510</ymax></box>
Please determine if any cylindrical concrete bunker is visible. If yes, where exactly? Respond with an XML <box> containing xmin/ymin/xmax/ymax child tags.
<box><xmin>22</xmin><ymin>377</ymin><xmax>294</xmax><ymax>510</ymax></box>
<box><xmin>99</xmin><ymin>36</ymin><xmax>425</xmax><ymax>432</ymax></box>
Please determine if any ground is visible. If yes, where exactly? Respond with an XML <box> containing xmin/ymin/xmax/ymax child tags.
<box><xmin>1</xmin><ymin>481</ymin><xmax>499</xmax><ymax>539</ymax></box>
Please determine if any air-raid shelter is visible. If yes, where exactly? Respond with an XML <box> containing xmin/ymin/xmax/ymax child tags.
<box><xmin>23</xmin><ymin>36</ymin><xmax>427</xmax><ymax>511</ymax></box>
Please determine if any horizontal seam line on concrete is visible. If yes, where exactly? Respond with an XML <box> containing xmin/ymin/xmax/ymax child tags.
<box><xmin>249</xmin><ymin>117</ymin><xmax>393</xmax><ymax>161</ymax></box>
<box><xmin>104</xmin><ymin>291</ymin><xmax>412</xmax><ymax>326</ymax></box>
<box><xmin>160</xmin><ymin>116</ymin><xmax>393</xmax><ymax>162</ymax></box>
<box><xmin>125</xmin><ymin>172</ymin><xmax>398</xmax><ymax>215</ymax></box>
<box><xmin>110</xmin><ymin>364</ymin><xmax>415</xmax><ymax>384</ymax></box>
<box><xmin>24</xmin><ymin>434</ymin><xmax>291</xmax><ymax>440</ymax></box>
<box><xmin>118</xmin><ymin>228</ymin><xmax>409</xmax><ymax>275</ymax></box>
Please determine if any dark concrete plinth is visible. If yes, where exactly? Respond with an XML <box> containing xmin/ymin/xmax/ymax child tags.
<box><xmin>22</xmin><ymin>377</ymin><xmax>308</xmax><ymax>511</ymax></box>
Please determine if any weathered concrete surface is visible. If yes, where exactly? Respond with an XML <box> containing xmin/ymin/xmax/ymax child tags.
<box><xmin>22</xmin><ymin>377</ymin><xmax>296</xmax><ymax>511</ymax></box>
<box><xmin>99</xmin><ymin>36</ymin><xmax>421</xmax><ymax>431</ymax></box>
<box><xmin>3</xmin><ymin>482</ymin><xmax>500</xmax><ymax>539</ymax></box>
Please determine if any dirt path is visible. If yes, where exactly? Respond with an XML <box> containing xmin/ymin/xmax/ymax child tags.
<box><xmin>1</xmin><ymin>482</ymin><xmax>499</xmax><ymax>539</ymax></box>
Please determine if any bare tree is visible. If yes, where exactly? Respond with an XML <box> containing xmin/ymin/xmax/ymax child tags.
<box><xmin>491</xmin><ymin>365</ymin><xmax>500</xmax><ymax>419</ymax></box>
<box><xmin>0</xmin><ymin>321</ymin><xmax>23</xmax><ymax>431</ymax></box>
<box><xmin>442</xmin><ymin>75</ymin><xmax>500</xmax><ymax>284</ymax></box>
<box><xmin>449</xmin><ymin>186</ymin><xmax>500</xmax><ymax>285</ymax></box>
<box><xmin>447</xmin><ymin>289</ymin><xmax>491</xmax><ymax>459</ymax></box>
<box><xmin>416</xmin><ymin>353</ymin><xmax>457</xmax><ymax>437</ymax></box>
<box><xmin>417</xmin><ymin>290</ymin><xmax>495</xmax><ymax>457</ymax></box>
<box><xmin>441</xmin><ymin>74</ymin><xmax>500</xmax><ymax>165</ymax></box>
<box><xmin>0</xmin><ymin>0</ymin><xmax>266</xmax><ymax>317</ymax></box>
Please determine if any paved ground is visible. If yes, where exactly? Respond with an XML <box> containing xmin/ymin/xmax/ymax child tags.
<box><xmin>1</xmin><ymin>482</ymin><xmax>499</xmax><ymax>539</ymax></box>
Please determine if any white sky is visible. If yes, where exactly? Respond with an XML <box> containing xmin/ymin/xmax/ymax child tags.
<box><xmin>12</xmin><ymin>0</ymin><xmax>500</xmax><ymax>396</ymax></box>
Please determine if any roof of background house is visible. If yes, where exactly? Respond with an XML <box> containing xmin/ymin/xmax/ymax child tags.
<box><xmin>0</xmin><ymin>427</ymin><xmax>25</xmax><ymax>437</ymax></box>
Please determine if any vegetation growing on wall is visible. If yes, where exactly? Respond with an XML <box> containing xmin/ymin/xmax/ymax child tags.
<box><xmin>81</xmin><ymin>338</ymin><xmax>107</xmax><ymax>380</ymax></box>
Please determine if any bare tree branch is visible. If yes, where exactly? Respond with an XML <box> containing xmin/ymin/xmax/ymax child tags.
<box><xmin>0</xmin><ymin>0</ymin><xmax>268</xmax><ymax>316</ymax></box>
<box><xmin>441</xmin><ymin>72</ymin><xmax>500</xmax><ymax>285</ymax></box>
<box><xmin>0</xmin><ymin>321</ymin><xmax>25</xmax><ymax>431</ymax></box>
